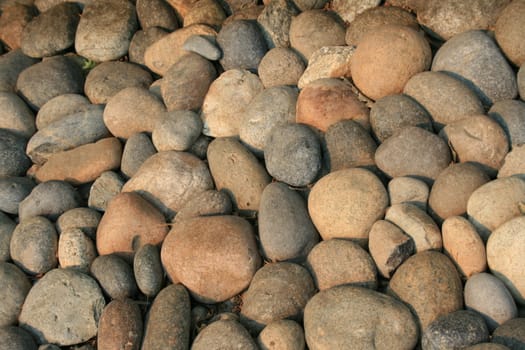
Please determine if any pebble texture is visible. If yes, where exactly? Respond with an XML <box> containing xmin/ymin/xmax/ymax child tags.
<box><xmin>90</xmin><ymin>254</ymin><xmax>138</xmax><ymax>300</ymax></box>
<box><xmin>97</xmin><ymin>298</ymin><xmax>143</xmax><ymax>350</ymax></box>
<box><xmin>192</xmin><ymin>318</ymin><xmax>258</xmax><ymax>350</ymax></box>
<box><xmin>0</xmin><ymin>262</ymin><xmax>31</xmax><ymax>327</ymax></box>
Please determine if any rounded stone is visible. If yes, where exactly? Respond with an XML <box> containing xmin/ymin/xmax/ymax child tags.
<box><xmin>88</xmin><ymin>171</ymin><xmax>125</xmax><ymax>211</ymax></box>
<box><xmin>422</xmin><ymin>310</ymin><xmax>489</xmax><ymax>350</ymax></box>
<box><xmin>307</xmin><ymin>238</ymin><xmax>377</xmax><ymax>290</ymax></box>
<box><xmin>136</xmin><ymin>0</ymin><xmax>178</xmax><ymax>31</ymax></box>
<box><xmin>388</xmin><ymin>251</ymin><xmax>463</xmax><ymax>330</ymax></box>
<box><xmin>519</xmin><ymin>65</ymin><xmax>525</xmax><ymax>100</ymax></box>
<box><xmin>331</xmin><ymin>0</ymin><xmax>381</xmax><ymax>23</ymax></box>
<box><xmin>35</xmin><ymin>93</ymin><xmax>90</xmax><ymax>130</ymax></box>
<box><xmin>0</xmin><ymin>91</ymin><xmax>35</xmax><ymax>138</ymax></box>
<box><xmin>258</xmin><ymin>47</ymin><xmax>305</xmax><ymax>88</ymax></box>
<box><xmin>97</xmin><ymin>298</ymin><xmax>143</xmax><ymax>350</ymax></box>
<box><xmin>173</xmin><ymin>189</ymin><xmax>232</xmax><ymax>223</ymax></box>
<box><xmin>428</xmin><ymin>162</ymin><xmax>490</xmax><ymax>222</ymax></box>
<box><xmin>264</xmin><ymin>123</ymin><xmax>322</xmax><ymax>187</ymax></box>
<box><xmin>0</xmin><ymin>212</ymin><xmax>16</xmax><ymax>262</ymax></box>
<box><xmin>0</xmin><ymin>262</ymin><xmax>31</xmax><ymax>327</ymax></box>
<box><xmin>58</xmin><ymin>228</ymin><xmax>97</xmax><ymax>273</ymax></box>
<box><xmin>256</xmin><ymin>0</ymin><xmax>299</xmax><ymax>49</ymax></box>
<box><xmin>240</xmin><ymin>262</ymin><xmax>316</xmax><ymax>333</ymax></box>
<box><xmin>184</xmin><ymin>0</ymin><xmax>226</xmax><ymax>29</ymax></box>
<box><xmin>465</xmin><ymin>344</ymin><xmax>511</xmax><ymax>350</ymax></box>
<box><xmin>308</xmin><ymin>168</ymin><xmax>388</xmax><ymax>243</ymax></box>
<box><xmin>128</xmin><ymin>27</ymin><xmax>169</xmax><ymax>66</ymax></box>
<box><xmin>56</xmin><ymin>207</ymin><xmax>101</xmax><ymax>241</ymax></box>
<box><xmin>152</xmin><ymin>110</ymin><xmax>202</xmax><ymax>152</ymax></box>
<box><xmin>0</xmin><ymin>49</ymin><xmax>39</xmax><ymax>93</ymax></box>
<box><xmin>492</xmin><ymin>318</ymin><xmax>525</xmax><ymax>349</ymax></box>
<box><xmin>90</xmin><ymin>254</ymin><xmax>138</xmax><ymax>300</ymax></box>
<box><xmin>351</xmin><ymin>24</ymin><xmax>431</xmax><ymax>101</ymax></box>
<box><xmin>0</xmin><ymin>176</ymin><xmax>35</xmax><ymax>215</ymax></box>
<box><xmin>498</xmin><ymin>144</ymin><xmax>525</xmax><ymax>178</ymax></box>
<box><xmin>0</xmin><ymin>326</ymin><xmax>38</xmax><ymax>350</ymax></box>
<box><xmin>489</xmin><ymin>99</ymin><xmax>525</xmax><ymax>148</ymax></box>
<box><xmin>182</xmin><ymin>34</ymin><xmax>222</xmax><ymax>60</ymax></box>
<box><xmin>388</xmin><ymin>176</ymin><xmax>429</xmax><ymax>211</ymax></box>
<box><xmin>297</xmin><ymin>45</ymin><xmax>354</xmax><ymax>89</ymax></box>
<box><xmin>259</xmin><ymin>182</ymin><xmax>319</xmax><ymax>262</ymax></box>
<box><xmin>289</xmin><ymin>10</ymin><xmax>345</xmax><ymax>61</ymax></box>
<box><xmin>465</xmin><ymin>272</ymin><xmax>518</xmax><ymax>331</ymax></box>
<box><xmin>0</xmin><ymin>129</ymin><xmax>31</xmax><ymax>177</ymax></box>
<box><xmin>304</xmin><ymin>285</ymin><xmax>419</xmax><ymax>350</ymax></box>
<box><xmin>192</xmin><ymin>319</ymin><xmax>258</xmax><ymax>350</ymax></box>
<box><xmin>19</xmin><ymin>268</ymin><xmax>105</xmax><ymax>346</ymax></box>
<box><xmin>121</xmin><ymin>132</ymin><xmax>157</xmax><ymax>179</ymax></box>
<box><xmin>375</xmin><ymin>126</ymin><xmax>451</xmax><ymax>183</ymax></box>
<box><xmin>403</xmin><ymin>71</ymin><xmax>485</xmax><ymax>131</ymax></box>
<box><xmin>217</xmin><ymin>19</ymin><xmax>268</xmax><ymax>72</ymax></box>
<box><xmin>133</xmin><ymin>244</ymin><xmax>163</xmax><ymax>297</ymax></box>
<box><xmin>487</xmin><ymin>215</ymin><xmax>525</xmax><ymax>304</ymax></box>
<box><xmin>257</xmin><ymin>320</ymin><xmax>305</xmax><ymax>350</ymax></box>
<box><xmin>495</xmin><ymin>0</ymin><xmax>525</xmax><ymax>67</ymax></box>
<box><xmin>431</xmin><ymin>30</ymin><xmax>517</xmax><ymax>106</ymax></box>
<box><xmin>161</xmin><ymin>215</ymin><xmax>261</xmax><ymax>303</ymax></box>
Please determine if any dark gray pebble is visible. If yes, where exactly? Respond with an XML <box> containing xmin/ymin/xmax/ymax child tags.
<box><xmin>0</xmin><ymin>176</ymin><xmax>36</xmax><ymax>215</ymax></box>
<box><xmin>90</xmin><ymin>254</ymin><xmax>138</xmax><ymax>300</ymax></box>
<box><xmin>0</xmin><ymin>129</ymin><xmax>31</xmax><ymax>177</ymax></box>
<box><xmin>134</xmin><ymin>244</ymin><xmax>164</xmax><ymax>297</ymax></box>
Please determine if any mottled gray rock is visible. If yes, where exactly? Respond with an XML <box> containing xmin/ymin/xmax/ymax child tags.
<box><xmin>0</xmin><ymin>212</ymin><xmax>16</xmax><ymax>261</ymax></box>
<box><xmin>88</xmin><ymin>171</ymin><xmax>124</xmax><ymax>211</ymax></box>
<box><xmin>0</xmin><ymin>326</ymin><xmax>38</xmax><ymax>350</ymax></box>
<box><xmin>35</xmin><ymin>93</ymin><xmax>90</xmax><ymax>130</ymax></box>
<box><xmin>19</xmin><ymin>268</ymin><xmax>105</xmax><ymax>346</ymax></box>
<box><xmin>128</xmin><ymin>27</ymin><xmax>169</xmax><ymax>66</ymax></box>
<box><xmin>133</xmin><ymin>244</ymin><xmax>163</xmax><ymax>297</ymax></box>
<box><xmin>489</xmin><ymin>99</ymin><xmax>525</xmax><ymax>149</ymax></box>
<box><xmin>0</xmin><ymin>176</ymin><xmax>35</xmax><ymax>214</ymax></box>
<box><xmin>492</xmin><ymin>318</ymin><xmax>525</xmax><ymax>349</ymax></box>
<box><xmin>152</xmin><ymin>110</ymin><xmax>203</xmax><ymax>152</ymax></box>
<box><xmin>75</xmin><ymin>0</ymin><xmax>138</xmax><ymax>62</ymax></box>
<box><xmin>304</xmin><ymin>285</ymin><xmax>419</xmax><ymax>350</ymax></box>
<box><xmin>121</xmin><ymin>132</ymin><xmax>156</xmax><ymax>179</ymax></box>
<box><xmin>97</xmin><ymin>298</ymin><xmax>143</xmax><ymax>350</ymax></box>
<box><xmin>90</xmin><ymin>254</ymin><xmax>138</xmax><ymax>299</ymax></box>
<box><xmin>257</xmin><ymin>0</ymin><xmax>299</xmax><ymax>49</ymax></box>
<box><xmin>0</xmin><ymin>49</ymin><xmax>38</xmax><ymax>92</ymax></box>
<box><xmin>20</xmin><ymin>2</ymin><xmax>81</xmax><ymax>58</ymax></box>
<box><xmin>0</xmin><ymin>129</ymin><xmax>32</xmax><ymax>177</ymax></box>
<box><xmin>297</xmin><ymin>46</ymin><xmax>353</xmax><ymax>89</ymax></box>
<box><xmin>18</xmin><ymin>181</ymin><xmax>80</xmax><ymax>221</ymax></box>
<box><xmin>257</xmin><ymin>319</ymin><xmax>305</xmax><ymax>350</ymax></box>
<box><xmin>136</xmin><ymin>0</ymin><xmax>178</xmax><ymax>31</ymax></box>
<box><xmin>258</xmin><ymin>47</ymin><xmax>305</xmax><ymax>88</ymax></box>
<box><xmin>465</xmin><ymin>344</ymin><xmax>511</xmax><ymax>350</ymax></box>
<box><xmin>192</xmin><ymin>318</ymin><xmax>258</xmax><ymax>350</ymax></box>
<box><xmin>0</xmin><ymin>262</ymin><xmax>31</xmax><ymax>327</ymax></box>
<box><xmin>0</xmin><ymin>91</ymin><xmax>35</xmax><ymax>138</ymax></box>
<box><xmin>519</xmin><ymin>65</ymin><xmax>525</xmax><ymax>100</ymax></box>
<box><xmin>58</xmin><ymin>228</ymin><xmax>97</xmax><ymax>272</ymax></box>
<box><xmin>388</xmin><ymin>176</ymin><xmax>429</xmax><ymax>211</ymax></box>
<box><xmin>331</xmin><ymin>0</ymin><xmax>381</xmax><ymax>23</ymax></box>
<box><xmin>432</xmin><ymin>30</ymin><xmax>517</xmax><ymax>106</ymax></box>
<box><xmin>173</xmin><ymin>189</ymin><xmax>232</xmax><ymax>223</ymax></box>
<box><xmin>183</xmin><ymin>35</ymin><xmax>222</xmax><ymax>60</ymax></box>
<box><xmin>56</xmin><ymin>207</ymin><xmax>101</xmax><ymax>240</ymax></box>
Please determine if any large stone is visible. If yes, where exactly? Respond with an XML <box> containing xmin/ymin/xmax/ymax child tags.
<box><xmin>192</xmin><ymin>318</ymin><xmax>258</xmax><ymax>350</ymax></box>
<box><xmin>257</xmin><ymin>320</ymin><xmax>305</xmax><ymax>350</ymax></box>
<box><xmin>258</xmin><ymin>47</ymin><xmax>305</xmax><ymax>88</ymax></box>
<box><xmin>0</xmin><ymin>262</ymin><xmax>31</xmax><ymax>327</ymax></box>
<box><xmin>133</xmin><ymin>244</ymin><xmax>163</xmax><ymax>297</ymax></box>
<box><xmin>257</xmin><ymin>0</ymin><xmax>298</xmax><ymax>48</ymax></box>
<box><xmin>0</xmin><ymin>91</ymin><xmax>35</xmax><ymax>138</ymax></box>
<box><xmin>495</xmin><ymin>0</ymin><xmax>525</xmax><ymax>67</ymax></box>
<box><xmin>97</xmin><ymin>299</ymin><xmax>143</xmax><ymax>350</ymax></box>
<box><xmin>489</xmin><ymin>99</ymin><xmax>525</xmax><ymax>149</ymax></box>
<box><xmin>90</xmin><ymin>254</ymin><xmax>138</xmax><ymax>299</ymax></box>
<box><xmin>297</xmin><ymin>46</ymin><xmax>354</xmax><ymax>89</ymax></box>
<box><xmin>0</xmin><ymin>129</ymin><xmax>31</xmax><ymax>177</ymax></box>
<box><xmin>35</xmin><ymin>93</ymin><xmax>90</xmax><ymax>130</ymax></box>
<box><xmin>0</xmin><ymin>49</ymin><xmax>38</xmax><ymax>92</ymax></box>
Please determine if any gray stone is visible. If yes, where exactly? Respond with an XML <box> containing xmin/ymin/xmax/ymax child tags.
<box><xmin>0</xmin><ymin>2</ymin><xmax>37</xmax><ymax>51</ymax></box>
<box><xmin>16</xmin><ymin>55</ymin><xmax>85</xmax><ymax>110</ymax></box>
<box><xmin>257</xmin><ymin>319</ymin><xmax>305</xmax><ymax>350</ymax></box>
<box><xmin>492</xmin><ymin>318</ymin><xmax>525</xmax><ymax>349</ymax></box>
<box><xmin>20</xmin><ymin>2</ymin><xmax>81</xmax><ymax>57</ymax></box>
<box><xmin>188</xmin><ymin>134</ymin><xmax>212</xmax><ymax>159</ymax></box>
<box><xmin>240</xmin><ymin>262</ymin><xmax>316</xmax><ymax>333</ymax></box>
<box><xmin>173</xmin><ymin>189</ymin><xmax>232</xmax><ymax>223</ymax></box>
<box><xmin>0</xmin><ymin>176</ymin><xmax>35</xmax><ymax>214</ymax></box>
<box><xmin>258</xmin><ymin>47</ymin><xmax>305</xmax><ymax>88</ymax></box>
<box><xmin>75</xmin><ymin>0</ymin><xmax>138</xmax><ymax>62</ymax></box>
<box><xmin>97</xmin><ymin>298</ymin><xmax>143</xmax><ymax>350</ymax></box>
<box><xmin>58</xmin><ymin>228</ymin><xmax>97</xmax><ymax>272</ymax></box>
<box><xmin>152</xmin><ymin>110</ymin><xmax>203</xmax><ymax>152</ymax></box>
<box><xmin>257</xmin><ymin>0</ymin><xmax>299</xmax><ymax>49</ymax></box>
<box><xmin>259</xmin><ymin>182</ymin><xmax>319</xmax><ymax>262</ymax></box>
<box><xmin>290</xmin><ymin>0</ymin><xmax>327</xmax><ymax>11</ymax></box>
<box><xmin>0</xmin><ymin>212</ymin><xmax>16</xmax><ymax>261</ymax></box>
<box><xmin>0</xmin><ymin>91</ymin><xmax>35</xmax><ymax>138</ymax></box>
<box><xmin>0</xmin><ymin>326</ymin><xmax>38</xmax><ymax>350</ymax></box>
<box><xmin>465</xmin><ymin>344</ymin><xmax>511</xmax><ymax>350</ymax></box>
<box><xmin>0</xmin><ymin>262</ymin><xmax>31</xmax><ymax>327</ymax></box>
<box><xmin>0</xmin><ymin>129</ymin><xmax>31</xmax><ymax>177</ymax></box>
<box><xmin>35</xmin><ymin>93</ymin><xmax>90</xmax><ymax>130</ymax></box>
<box><xmin>519</xmin><ymin>65</ymin><xmax>525</xmax><ymax>101</ymax></box>
<box><xmin>56</xmin><ymin>207</ymin><xmax>101</xmax><ymax>240</ymax></box>
<box><xmin>121</xmin><ymin>132</ymin><xmax>156</xmax><ymax>179</ymax></box>
<box><xmin>192</xmin><ymin>318</ymin><xmax>258</xmax><ymax>350</ymax></box>
<box><xmin>489</xmin><ymin>99</ymin><xmax>525</xmax><ymax>149</ymax></box>
<box><xmin>183</xmin><ymin>35</ymin><xmax>221</xmax><ymax>60</ymax></box>
<box><xmin>90</xmin><ymin>254</ymin><xmax>138</xmax><ymax>299</ymax></box>
<box><xmin>0</xmin><ymin>49</ymin><xmax>38</xmax><ymax>93</ymax></box>
<box><xmin>297</xmin><ymin>46</ymin><xmax>354</xmax><ymax>89</ymax></box>
<box><xmin>128</xmin><ymin>27</ymin><xmax>169</xmax><ymax>66</ymax></box>
<box><xmin>304</xmin><ymin>285</ymin><xmax>418</xmax><ymax>350</ymax></box>
<box><xmin>18</xmin><ymin>180</ymin><xmax>80</xmax><ymax>221</ymax></box>
<box><xmin>19</xmin><ymin>268</ymin><xmax>106</xmax><ymax>346</ymax></box>
<box><xmin>88</xmin><ymin>171</ymin><xmax>124</xmax><ymax>211</ymax></box>
<box><xmin>422</xmin><ymin>310</ymin><xmax>489</xmax><ymax>350</ymax></box>
<box><xmin>141</xmin><ymin>284</ymin><xmax>191</xmax><ymax>350</ymax></box>
<box><xmin>133</xmin><ymin>244</ymin><xmax>163</xmax><ymax>297</ymax></box>
<box><xmin>183</xmin><ymin>0</ymin><xmax>226</xmax><ymax>29</ymax></box>
<box><xmin>136</xmin><ymin>0</ymin><xmax>178</xmax><ymax>31</ymax></box>
<box><xmin>388</xmin><ymin>176</ymin><xmax>429</xmax><ymax>211</ymax></box>
<box><xmin>432</xmin><ymin>30</ymin><xmax>517</xmax><ymax>106</ymax></box>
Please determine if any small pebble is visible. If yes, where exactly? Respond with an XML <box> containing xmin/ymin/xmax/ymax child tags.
<box><xmin>152</xmin><ymin>110</ymin><xmax>203</xmax><ymax>152</ymax></box>
<box><xmin>257</xmin><ymin>319</ymin><xmax>305</xmax><ymax>350</ymax></box>
<box><xmin>58</xmin><ymin>228</ymin><xmax>97</xmax><ymax>272</ymax></box>
<box><xmin>121</xmin><ymin>132</ymin><xmax>157</xmax><ymax>179</ymax></box>
<box><xmin>192</xmin><ymin>318</ymin><xmax>258</xmax><ymax>350</ymax></box>
<box><xmin>88</xmin><ymin>170</ymin><xmax>125</xmax><ymax>211</ymax></box>
<box><xmin>0</xmin><ymin>212</ymin><xmax>16</xmax><ymax>261</ymax></box>
<box><xmin>133</xmin><ymin>244</ymin><xmax>164</xmax><ymax>297</ymax></box>
<box><xmin>183</xmin><ymin>34</ymin><xmax>222</xmax><ymax>60</ymax></box>
<box><xmin>258</xmin><ymin>47</ymin><xmax>305</xmax><ymax>88</ymax></box>
<box><xmin>0</xmin><ymin>176</ymin><xmax>35</xmax><ymax>215</ymax></box>
<box><xmin>90</xmin><ymin>254</ymin><xmax>138</xmax><ymax>300</ymax></box>
<box><xmin>0</xmin><ymin>262</ymin><xmax>32</xmax><ymax>327</ymax></box>
<box><xmin>97</xmin><ymin>298</ymin><xmax>143</xmax><ymax>350</ymax></box>
<box><xmin>35</xmin><ymin>93</ymin><xmax>90</xmax><ymax>130</ymax></box>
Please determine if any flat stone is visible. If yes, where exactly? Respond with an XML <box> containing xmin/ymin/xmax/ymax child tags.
<box><xmin>88</xmin><ymin>171</ymin><xmax>125</xmax><ymax>211</ymax></box>
<box><xmin>183</xmin><ymin>35</ymin><xmax>222</xmax><ymax>60</ymax></box>
<box><xmin>58</xmin><ymin>228</ymin><xmax>97</xmax><ymax>273</ymax></box>
<box><xmin>0</xmin><ymin>176</ymin><xmax>35</xmax><ymax>215</ymax></box>
<box><xmin>97</xmin><ymin>299</ymin><xmax>143</xmax><ymax>350</ymax></box>
<box><xmin>133</xmin><ymin>244</ymin><xmax>163</xmax><ymax>297</ymax></box>
<box><xmin>0</xmin><ymin>91</ymin><xmax>35</xmax><ymax>138</ymax></box>
<box><xmin>90</xmin><ymin>254</ymin><xmax>138</xmax><ymax>299</ymax></box>
<box><xmin>0</xmin><ymin>129</ymin><xmax>31</xmax><ymax>177</ymax></box>
<box><xmin>0</xmin><ymin>262</ymin><xmax>31</xmax><ymax>327</ymax></box>
<box><xmin>35</xmin><ymin>93</ymin><xmax>90</xmax><ymax>130</ymax></box>
<box><xmin>298</xmin><ymin>46</ymin><xmax>354</xmax><ymax>89</ymax></box>
<box><xmin>388</xmin><ymin>176</ymin><xmax>429</xmax><ymax>211</ymax></box>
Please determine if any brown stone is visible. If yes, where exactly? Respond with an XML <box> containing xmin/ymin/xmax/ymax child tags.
<box><xmin>97</xmin><ymin>299</ymin><xmax>143</xmax><ymax>350</ymax></box>
<box><xmin>0</xmin><ymin>3</ymin><xmax>36</xmax><ymax>50</ymax></box>
<box><xmin>298</xmin><ymin>46</ymin><xmax>354</xmax><ymax>89</ymax></box>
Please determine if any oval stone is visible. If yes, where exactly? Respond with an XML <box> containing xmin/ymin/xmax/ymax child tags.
<box><xmin>152</xmin><ymin>110</ymin><xmax>202</xmax><ymax>152</ymax></box>
<box><xmin>489</xmin><ymin>99</ymin><xmax>525</xmax><ymax>148</ymax></box>
<box><xmin>0</xmin><ymin>91</ymin><xmax>35</xmax><ymax>138</ymax></box>
<box><xmin>257</xmin><ymin>320</ymin><xmax>305</xmax><ymax>350</ymax></box>
<box><xmin>0</xmin><ymin>129</ymin><xmax>31</xmax><ymax>177</ymax></box>
<box><xmin>35</xmin><ymin>93</ymin><xmax>90</xmax><ymax>130</ymax></box>
<box><xmin>133</xmin><ymin>244</ymin><xmax>163</xmax><ymax>298</ymax></box>
<box><xmin>192</xmin><ymin>319</ymin><xmax>258</xmax><ymax>350</ymax></box>
<box><xmin>0</xmin><ymin>176</ymin><xmax>35</xmax><ymax>215</ymax></box>
<box><xmin>58</xmin><ymin>228</ymin><xmax>97</xmax><ymax>273</ymax></box>
<box><xmin>90</xmin><ymin>254</ymin><xmax>138</xmax><ymax>300</ymax></box>
<box><xmin>121</xmin><ymin>132</ymin><xmax>157</xmax><ymax>179</ymax></box>
<box><xmin>56</xmin><ymin>207</ymin><xmax>101</xmax><ymax>241</ymax></box>
<box><xmin>0</xmin><ymin>262</ymin><xmax>31</xmax><ymax>327</ymax></box>
<box><xmin>97</xmin><ymin>299</ymin><xmax>143</xmax><ymax>350</ymax></box>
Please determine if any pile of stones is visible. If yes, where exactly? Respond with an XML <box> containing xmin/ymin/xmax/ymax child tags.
<box><xmin>1</xmin><ymin>0</ymin><xmax>525</xmax><ymax>349</ymax></box>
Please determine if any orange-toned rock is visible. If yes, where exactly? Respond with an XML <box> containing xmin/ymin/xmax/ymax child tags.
<box><xmin>35</xmin><ymin>138</ymin><xmax>122</xmax><ymax>185</ymax></box>
<box><xmin>0</xmin><ymin>3</ymin><xmax>36</xmax><ymax>50</ymax></box>
<box><xmin>97</xmin><ymin>299</ymin><xmax>143</xmax><ymax>350</ymax></box>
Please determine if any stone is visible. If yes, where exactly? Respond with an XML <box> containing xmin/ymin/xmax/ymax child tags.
<box><xmin>467</xmin><ymin>176</ymin><xmax>525</xmax><ymax>241</ymax></box>
<box><xmin>388</xmin><ymin>176</ymin><xmax>429</xmax><ymax>211</ymax></box>
<box><xmin>0</xmin><ymin>262</ymin><xmax>31</xmax><ymax>327</ymax></box>
<box><xmin>289</xmin><ymin>0</ymin><xmax>327</xmax><ymax>11</ymax></box>
<box><xmin>136</xmin><ymin>0</ymin><xmax>178</xmax><ymax>31</ymax></box>
<box><xmin>121</xmin><ymin>132</ymin><xmax>157</xmax><ymax>179</ymax></box>
<box><xmin>489</xmin><ymin>99</ymin><xmax>525</xmax><ymax>149</ymax></box>
<box><xmin>432</xmin><ymin>30</ymin><xmax>517</xmax><ymax>106</ymax></box>
<box><xmin>144</xmin><ymin>24</ymin><xmax>217</xmax><ymax>76</ymax></box>
<box><xmin>128</xmin><ymin>27</ymin><xmax>169</xmax><ymax>66</ymax></box>
<box><xmin>297</xmin><ymin>46</ymin><xmax>354</xmax><ymax>90</ymax></box>
<box><xmin>103</xmin><ymin>87</ymin><xmax>167</xmax><ymax>139</ymax></box>
<box><xmin>307</xmin><ymin>238</ymin><xmax>377</xmax><ymax>290</ymax></box>
<box><xmin>152</xmin><ymin>110</ymin><xmax>202</xmax><ymax>152</ymax></box>
<box><xmin>122</xmin><ymin>151</ymin><xmax>214</xmax><ymax>218</ymax></box>
<box><xmin>487</xmin><ymin>216</ymin><xmax>525</xmax><ymax>304</ymax></box>
<box><xmin>257</xmin><ymin>320</ymin><xmax>305</xmax><ymax>350</ymax></box>
<box><xmin>0</xmin><ymin>129</ymin><xmax>31</xmax><ymax>177</ymax></box>
<box><xmin>133</xmin><ymin>244</ymin><xmax>163</xmax><ymax>297</ymax></box>
<box><xmin>188</xmin><ymin>134</ymin><xmax>212</xmax><ymax>159</ymax></box>
<box><xmin>498</xmin><ymin>145</ymin><xmax>525</xmax><ymax>178</ymax></box>
<box><xmin>19</xmin><ymin>268</ymin><xmax>105</xmax><ymax>346</ymax></box>
<box><xmin>240</xmin><ymin>262</ymin><xmax>316</xmax><ymax>333</ymax></box>
<box><xmin>369</xmin><ymin>94</ymin><xmax>433</xmax><ymax>143</ymax></box>
<box><xmin>0</xmin><ymin>91</ymin><xmax>35</xmax><ymax>138</ymax></box>
<box><xmin>35</xmin><ymin>93</ymin><xmax>90</xmax><ymax>130</ymax></box>
<box><xmin>184</xmin><ymin>0</ymin><xmax>226</xmax><ymax>29</ymax></box>
<box><xmin>304</xmin><ymin>285</ymin><xmax>419</xmax><ymax>350</ymax></box>
<box><xmin>20</xmin><ymin>2</ymin><xmax>80</xmax><ymax>58</ymax></box>
<box><xmin>16</xmin><ymin>55</ymin><xmax>84</xmax><ymax>110</ymax></box>
<box><xmin>27</xmin><ymin>104</ymin><xmax>109</xmax><ymax>165</ymax></box>
<box><xmin>520</xmin><ymin>65</ymin><xmax>525</xmax><ymax>100</ymax></box>
<box><xmin>0</xmin><ymin>326</ymin><xmax>38</xmax><ymax>350</ymax></box>
<box><xmin>88</xmin><ymin>171</ymin><xmax>125</xmax><ymax>211</ymax></box>
<box><xmin>201</xmin><ymin>68</ymin><xmax>263</xmax><ymax>137</ymax></box>
<box><xmin>385</xmin><ymin>203</ymin><xmax>442</xmax><ymax>253</ymax></box>
<box><xmin>368</xmin><ymin>220</ymin><xmax>414</xmax><ymax>279</ymax></box>
<box><xmin>259</xmin><ymin>182</ymin><xmax>319</xmax><ymax>262</ymax></box>
<box><xmin>257</xmin><ymin>0</ymin><xmax>299</xmax><ymax>49</ymax></box>
<box><xmin>257</xmin><ymin>47</ymin><xmax>305</xmax><ymax>88</ymax></box>
<box><xmin>497</xmin><ymin>0</ymin><xmax>525</xmax><ymax>66</ymax></box>
<box><xmin>56</xmin><ymin>207</ymin><xmax>101</xmax><ymax>240</ymax></box>
<box><xmin>18</xmin><ymin>181</ymin><xmax>80</xmax><ymax>221</ymax></box>
<box><xmin>0</xmin><ymin>3</ymin><xmax>37</xmax><ymax>50</ymax></box>
<box><xmin>161</xmin><ymin>53</ymin><xmax>217</xmax><ymax>111</ymax></box>
<box><xmin>0</xmin><ymin>176</ymin><xmax>35</xmax><ymax>215</ymax></box>
<box><xmin>422</xmin><ymin>310</ymin><xmax>489</xmax><ymax>350</ymax></box>
<box><xmin>161</xmin><ymin>215</ymin><xmax>261</xmax><ymax>303</ymax></box>
<box><xmin>34</xmin><ymin>137</ymin><xmax>122</xmax><ymax>185</ymax></box>
<box><xmin>141</xmin><ymin>284</ymin><xmax>191</xmax><ymax>350</ymax></box>
<box><xmin>465</xmin><ymin>272</ymin><xmax>518</xmax><ymax>331</ymax></box>
<box><xmin>173</xmin><ymin>189</ymin><xmax>232</xmax><ymax>223</ymax></box>
<box><xmin>58</xmin><ymin>228</ymin><xmax>97</xmax><ymax>273</ymax></box>
<box><xmin>403</xmin><ymin>71</ymin><xmax>485</xmax><ymax>131</ymax></box>
<box><xmin>350</xmin><ymin>24</ymin><xmax>431</xmax><ymax>101</ymax></box>
<box><xmin>97</xmin><ymin>299</ymin><xmax>143</xmax><ymax>350</ymax></box>
<box><xmin>75</xmin><ymin>0</ymin><xmax>138</xmax><ymax>62</ymax></box>
<box><xmin>388</xmin><ymin>251</ymin><xmax>463</xmax><ymax>330</ymax></box>
<box><xmin>90</xmin><ymin>254</ymin><xmax>138</xmax><ymax>299</ymax></box>
<box><xmin>0</xmin><ymin>212</ymin><xmax>15</xmax><ymax>261</ymax></box>
<box><xmin>264</xmin><ymin>123</ymin><xmax>321</xmax><ymax>187</ymax></box>
<box><xmin>192</xmin><ymin>319</ymin><xmax>258</xmax><ymax>350</ymax></box>
<box><xmin>308</xmin><ymin>168</ymin><xmax>388</xmax><ymax>243</ymax></box>
<box><xmin>183</xmin><ymin>35</ymin><xmax>222</xmax><ymax>60</ymax></box>
<box><xmin>442</xmin><ymin>216</ymin><xmax>487</xmax><ymax>278</ymax></box>
<box><xmin>0</xmin><ymin>49</ymin><xmax>38</xmax><ymax>92</ymax></box>
<box><xmin>96</xmin><ymin>192</ymin><xmax>168</xmax><ymax>259</ymax></box>
<box><xmin>84</xmin><ymin>61</ymin><xmax>152</xmax><ymax>104</ymax></box>
<box><xmin>492</xmin><ymin>318</ymin><xmax>525</xmax><ymax>349</ymax></box>
<box><xmin>324</xmin><ymin>119</ymin><xmax>377</xmax><ymax>171</ymax></box>
<box><xmin>223</xmin><ymin>4</ymin><xmax>263</xmax><ymax>22</ymax></box>
<box><xmin>465</xmin><ymin>344</ymin><xmax>511</xmax><ymax>350</ymax></box>
<box><xmin>296</xmin><ymin>78</ymin><xmax>370</xmax><ymax>132</ymax></box>
<box><xmin>375</xmin><ymin>126</ymin><xmax>451</xmax><ymax>183</ymax></box>
<box><xmin>428</xmin><ymin>162</ymin><xmax>490</xmax><ymax>223</ymax></box>
<box><xmin>289</xmin><ymin>10</ymin><xmax>345</xmax><ymax>62</ymax></box>
<box><xmin>33</xmin><ymin>0</ymin><xmax>88</xmax><ymax>12</ymax></box>
<box><xmin>207</xmin><ymin>138</ymin><xmax>271</xmax><ymax>212</ymax></box>
<box><xmin>331</xmin><ymin>0</ymin><xmax>381</xmax><ymax>23</ymax></box>
<box><xmin>239</xmin><ymin>85</ymin><xmax>298</xmax><ymax>155</ymax></box>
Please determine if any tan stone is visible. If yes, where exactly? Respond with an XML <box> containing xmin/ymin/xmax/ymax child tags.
<box><xmin>298</xmin><ymin>46</ymin><xmax>354</xmax><ymax>89</ymax></box>
<box><xmin>97</xmin><ymin>299</ymin><xmax>143</xmax><ymax>350</ymax></box>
